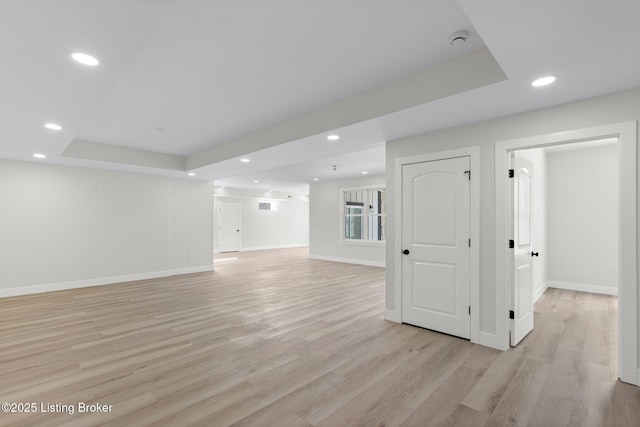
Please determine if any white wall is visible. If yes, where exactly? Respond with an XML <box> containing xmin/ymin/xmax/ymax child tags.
<box><xmin>547</xmin><ymin>144</ymin><xmax>619</xmax><ymax>294</ymax></box>
<box><xmin>309</xmin><ymin>175</ymin><xmax>385</xmax><ymax>267</ymax></box>
<box><xmin>213</xmin><ymin>188</ymin><xmax>308</xmax><ymax>252</ymax></box>
<box><xmin>0</xmin><ymin>160</ymin><xmax>214</xmax><ymax>296</ymax></box>
<box><xmin>514</xmin><ymin>149</ymin><xmax>547</xmax><ymax>301</ymax></box>
<box><xmin>385</xmin><ymin>87</ymin><xmax>640</xmax><ymax>342</ymax></box>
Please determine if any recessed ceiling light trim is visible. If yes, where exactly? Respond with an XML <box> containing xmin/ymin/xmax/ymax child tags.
<box><xmin>362</xmin><ymin>171</ymin><xmax>368</xmax><ymax>175</ymax></box>
<box><xmin>33</xmin><ymin>153</ymin><xmax>46</xmax><ymax>159</ymax></box>
<box><xmin>531</xmin><ymin>75</ymin><xmax>557</xmax><ymax>87</ymax></box>
<box><xmin>188</xmin><ymin>172</ymin><xmax>196</xmax><ymax>176</ymax></box>
<box><xmin>71</xmin><ymin>52</ymin><xmax>99</xmax><ymax>66</ymax></box>
<box><xmin>240</xmin><ymin>158</ymin><xmax>251</xmax><ymax>163</ymax></box>
<box><xmin>327</xmin><ymin>135</ymin><xmax>340</xmax><ymax>141</ymax></box>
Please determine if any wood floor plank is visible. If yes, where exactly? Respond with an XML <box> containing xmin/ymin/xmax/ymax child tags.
<box><xmin>400</xmin><ymin>366</ymin><xmax>484</xmax><ymax>427</ymax></box>
<box><xmin>441</xmin><ymin>404</ymin><xmax>491</xmax><ymax>427</ymax></box>
<box><xmin>461</xmin><ymin>351</ymin><xmax>526</xmax><ymax>414</ymax></box>
<box><xmin>484</xmin><ymin>357</ymin><xmax>550</xmax><ymax>427</ymax></box>
<box><xmin>0</xmin><ymin>248</ymin><xmax>636</xmax><ymax>426</ymax></box>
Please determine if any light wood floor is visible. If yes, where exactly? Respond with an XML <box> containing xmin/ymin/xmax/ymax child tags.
<box><xmin>0</xmin><ymin>247</ymin><xmax>638</xmax><ymax>426</ymax></box>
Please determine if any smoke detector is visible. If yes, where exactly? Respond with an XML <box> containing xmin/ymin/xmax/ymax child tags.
<box><xmin>449</xmin><ymin>31</ymin><xmax>469</xmax><ymax>46</ymax></box>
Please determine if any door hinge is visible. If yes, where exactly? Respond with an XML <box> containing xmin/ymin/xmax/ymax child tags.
<box><xmin>468</xmin><ymin>238</ymin><xmax>471</xmax><ymax>247</ymax></box>
<box><xmin>464</xmin><ymin>170</ymin><xmax>471</xmax><ymax>180</ymax></box>
<box><xmin>508</xmin><ymin>169</ymin><xmax>514</xmax><ymax>178</ymax></box>
<box><xmin>469</xmin><ymin>306</ymin><xmax>471</xmax><ymax>315</ymax></box>
<box><xmin>509</xmin><ymin>310</ymin><xmax>515</xmax><ymax>319</ymax></box>
<box><xmin>509</xmin><ymin>239</ymin><xmax>514</xmax><ymax>248</ymax></box>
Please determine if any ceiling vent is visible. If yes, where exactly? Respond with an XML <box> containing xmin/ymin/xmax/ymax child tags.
<box><xmin>449</xmin><ymin>31</ymin><xmax>469</xmax><ymax>46</ymax></box>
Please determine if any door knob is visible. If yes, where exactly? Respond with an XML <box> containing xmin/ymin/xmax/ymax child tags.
<box><xmin>403</xmin><ymin>249</ymin><xmax>410</xmax><ymax>255</ymax></box>
<box><xmin>531</xmin><ymin>251</ymin><xmax>539</xmax><ymax>257</ymax></box>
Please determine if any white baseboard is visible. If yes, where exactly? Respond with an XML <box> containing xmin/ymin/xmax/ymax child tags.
<box><xmin>534</xmin><ymin>283</ymin><xmax>549</xmax><ymax>302</ymax></box>
<box><xmin>240</xmin><ymin>244</ymin><xmax>308</xmax><ymax>252</ymax></box>
<box><xmin>547</xmin><ymin>280</ymin><xmax>618</xmax><ymax>296</ymax></box>
<box><xmin>309</xmin><ymin>254</ymin><xmax>385</xmax><ymax>268</ymax></box>
<box><xmin>384</xmin><ymin>309</ymin><xmax>401</xmax><ymax>323</ymax></box>
<box><xmin>0</xmin><ymin>265</ymin><xmax>215</xmax><ymax>298</ymax></box>
<box><xmin>214</xmin><ymin>244</ymin><xmax>308</xmax><ymax>254</ymax></box>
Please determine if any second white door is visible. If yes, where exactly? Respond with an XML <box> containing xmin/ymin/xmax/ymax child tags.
<box><xmin>402</xmin><ymin>156</ymin><xmax>471</xmax><ymax>339</ymax></box>
<box><xmin>218</xmin><ymin>203</ymin><xmax>240</xmax><ymax>253</ymax></box>
<box><xmin>511</xmin><ymin>155</ymin><xmax>534</xmax><ymax>345</ymax></box>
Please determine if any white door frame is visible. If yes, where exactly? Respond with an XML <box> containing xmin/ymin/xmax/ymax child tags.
<box><xmin>494</xmin><ymin>121</ymin><xmax>638</xmax><ymax>385</ymax></box>
<box><xmin>394</xmin><ymin>146</ymin><xmax>480</xmax><ymax>344</ymax></box>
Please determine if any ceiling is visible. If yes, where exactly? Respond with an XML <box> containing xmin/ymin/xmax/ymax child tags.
<box><xmin>1</xmin><ymin>0</ymin><xmax>639</xmax><ymax>194</ymax></box>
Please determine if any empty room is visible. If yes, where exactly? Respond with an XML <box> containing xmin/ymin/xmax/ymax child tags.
<box><xmin>1</xmin><ymin>1</ymin><xmax>639</xmax><ymax>426</ymax></box>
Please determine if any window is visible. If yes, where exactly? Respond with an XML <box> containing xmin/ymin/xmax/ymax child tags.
<box><xmin>342</xmin><ymin>187</ymin><xmax>386</xmax><ymax>242</ymax></box>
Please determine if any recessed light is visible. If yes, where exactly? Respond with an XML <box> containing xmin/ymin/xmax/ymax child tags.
<box><xmin>33</xmin><ymin>153</ymin><xmax>46</xmax><ymax>159</ymax></box>
<box><xmin>240</xmin><ymin>158</ymin><xmax>251</xmax><ymax>163</ymax></box>
<box><xmin>188</xmin><ymin>172</ymin><xmax>196</xmax><ymax>176</ymax></box>
<box><xmin>531</xmin><ymin>76</ymin><xmax>556</xmax><ymax>87</ymax></box>
<box><xmin>327</xmin><ymin>135</ymin><xmax>340</xmax><ymax>141</ymax></box>
<box><xmin>254</xmin><ymin>180</ymin><xmax>260</xmax><ymax>183</ymax></box>
<box><xmin>362</xmin><ymin>171</ymin><xmax>368</xmax><ymax>175</ymax></box>
<box><xmin>44</xmin><ymin>123</ymin><xmax>62</xmax><ymax>131</ymax></box>
<box><xmin>313</xmin><ymin>178</ymin><xmax>319</xmax><ymax>181</ymax></box>
<box><xmin>71</xmin><ymin>52</ymin><xmax>99</xmax><ymax>66</ymax></box>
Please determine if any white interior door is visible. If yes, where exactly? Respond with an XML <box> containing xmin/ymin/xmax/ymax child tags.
<box><xmin>218</xmin><ymin>203</ymin><xmax>240</xmax><ymax>253</ymax></box>
<box><xmin>511</xmin><ymin>156</ymin><xmax>534</xmax><ymax>345</ymax></box>
<box><xmin>401</xmin><ymin>156</ymin><xmax>470</xmax><ymax>339</ymax></box>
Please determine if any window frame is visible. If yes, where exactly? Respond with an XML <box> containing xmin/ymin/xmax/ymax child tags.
<box><xmin>339</xmin><ymin>185</ymin><xmax>386</xmax><ymax>246</ymax></box>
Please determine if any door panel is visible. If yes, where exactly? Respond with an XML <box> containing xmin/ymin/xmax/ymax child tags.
<box><xmin>517</xmin><ymin>173</ymin><xmax>531</xmax><ymax>245</ymax></box>
<box><xmin>511</xmin><ymin>156</ymin><xmax>534</xmax><ymax>345</ymax></box>
<box><xmin>412</xmin><ymin>262</ymin><xmax>457</xmax><ymax>314</ymax></box>
<box><xmin>516</xmin><ymin>264</ymin><xmax>532</xmax><ymax>315</ymax></box>
<box><xmin>218</xmin><ymin>203</ymin><xmax>240</xmax><ymax>253</ymax></box>
<box><xmin>412</xmin><ymin>172</ymin><xmax>457</xmax><ymax>246</ymax></box>
<box><xmin>402</xmin><ymin>156</ymin><xmax>470</xmax><ymax>339</ymax></box>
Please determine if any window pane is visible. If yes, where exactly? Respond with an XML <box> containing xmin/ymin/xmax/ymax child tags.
<box><xmin>346</xmin><ymin>203</ymin><xmax>363</xmax><ymax>215</ymax></box>
<box><xmin>345</xmin><ymin>215</ymin><xmax>363</xmax><ymax>240</ymax></box>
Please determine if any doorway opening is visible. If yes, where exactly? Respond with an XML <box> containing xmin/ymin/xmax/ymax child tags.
<box><xmin>510</xmin><ymin>139</ymin><xmax>619</xmax><ymax>377</ymax></box>
<box><xmin>495</xmin><ymin>121</ymin><xmax>637</xmax><ymax>385</ymax></box>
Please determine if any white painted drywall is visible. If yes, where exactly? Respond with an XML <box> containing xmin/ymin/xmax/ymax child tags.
<box><xmin>385</xmin><ymin>87</ymin><xmax>639</xmax><ymax>340</ymax></box>
<box><xmin>0</xmin><ymin>160</ymin><xmax>214</xmax><ymax>295</ymax></box>
<box><xmin>514</xmin><ymin>149</ymin><xmax>547</xmax><ymax>301</ymax></box>
<box><xmin>546</xmin><ymin>144</ymin><xmax>618</xmax><ymax>293</ymax></box>
<box><xmin>309</xmin><ymin>175</ymin><xmax>385</xmax><ymax>267</ymax></box>
<box><xmin>213</xmin><ymin>188</ymin><xmax>309</xmax><ymax>252</ymax></box>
